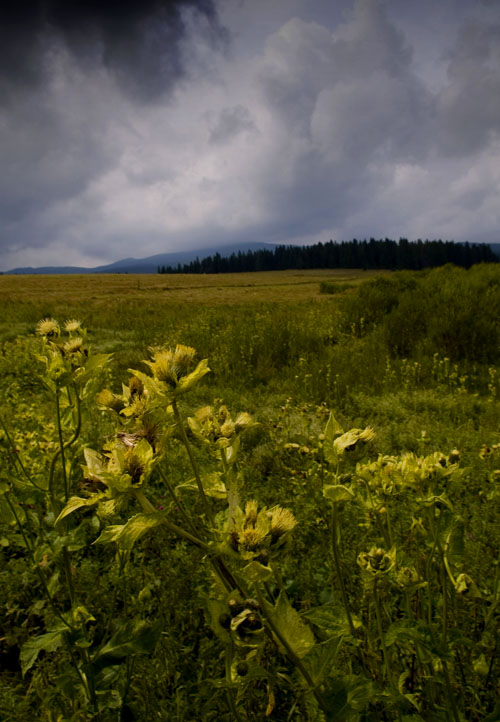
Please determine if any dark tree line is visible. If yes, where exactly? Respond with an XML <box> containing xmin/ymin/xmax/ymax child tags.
<box><xmin>158</xmin><ymin>238</ymin><xmax>498</xmax><ymax>274</ymax></box>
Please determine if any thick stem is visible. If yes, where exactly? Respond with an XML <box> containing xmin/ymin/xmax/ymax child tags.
<box><xmin>373</xmin><ymin>578</ymin><xmax>396</xmax><ymax>694</ymax></box>
<box><xmin>225</xmin><ymin>644</ymin><xmax>244</xmax><ymax>722</ymax></box>
<box><xmin>134</xmin><ymin>489</ymin><xmax>210</xmax><ymax>552</ymax></box>
<box><xmin>330</xmin><ymin>503</ymin><xmax>356</xmax><ymax>637</ymax></box>
<box><xmin>172</xmin><ymin>399</ymin><xmax>215</xmax><ymax>528</ymax></box>
<box><xmin>254</xmin><ymin>584</ymin><xmax>330</xmax><ymax>716</ymax></box>
<box><xmin>157</xmin><ymin>465</ymin><xmax>200</xmax><ymax>537</ymax></box>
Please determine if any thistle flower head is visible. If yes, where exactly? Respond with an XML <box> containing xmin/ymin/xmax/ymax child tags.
<box><xmin>97</xmin><ymin>389</ymin><xmax>125</xmax><ymax>413</ymax></box>
<box><xmin>147</xmin><ymin>344</ymin><xmax>197</xmax><ymax>386</ymax></box>
<box><xmin>220</xmin><ymin>419</ymin><xmax>235</xmax><ymax>438</ymax></box>
<box><xmin>269</xmin><ymin>506</ymin><xmax>297</xmax><ymax>540</ymax></box>
<box><xmin>235</xmin><ymin>412</ymin><xmax>253</xmax><ymax>430</ymax></box>
<box><xmin>63</xmin><ymin>337</ymin><xmax>84</xmax><ymax>355</ymax></box>
<box><xmin>37</xmin><ymin>318</ymin><xmax>60</xmax><ymax>338</ymax></box>
<box><xmin>239</xmin><ymin>527</ymin><xmax>267</xmax><ymax>552</ymax></box>
<box><xmin>129</xmin><ymin>375</ymin><xmax>144</xmax><ymax>397</ymax></box>
<box><xmin>64</xmin><ymin>319</ymin><xmax>82</xmax><ymax>333</ymax></box>
<box><xmin>244</xmin><ymin>500</ymin><xmax>259</xmax><ymax>527</ymax></box>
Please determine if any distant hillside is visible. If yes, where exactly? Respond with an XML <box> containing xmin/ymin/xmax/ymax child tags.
<box><xmin>7</xmin><ymin>243</ymin><xmax>273</xmax><ymax>275</ymax></box>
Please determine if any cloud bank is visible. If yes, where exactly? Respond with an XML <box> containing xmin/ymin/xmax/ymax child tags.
<box><xmin>1</xmin><ymin>0</ymin><xmax>499</xmax><ymax>271</ymax></box>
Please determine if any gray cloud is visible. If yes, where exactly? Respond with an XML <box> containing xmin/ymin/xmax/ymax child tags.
<box><xmin>437</xmin><ymin>19</ymin><xmax>500</xmax><ymax>155</ymax></box>
<box><xmin>1</xmin><ymin>0</ymin><xmax>500</xmax><ymax>271</ymax></box>
<box><xmin>208</xmin><ymin>105</ymin><xmax>256</xmax><ymax>144</ymax></box>
<box><xmin>0</xmin><ymin>0</ymin><xmax>225</xmax><ymax>101</ymax></box>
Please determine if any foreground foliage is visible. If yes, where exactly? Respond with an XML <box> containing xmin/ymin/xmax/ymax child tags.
<box><xmin>1</xmin><ymin>264</ymin><xmax>500</xmax><ymax>720</ymax></box>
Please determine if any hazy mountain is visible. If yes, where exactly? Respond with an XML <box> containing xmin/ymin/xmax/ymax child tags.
<box><xmin>7</xmin><ymin>243</ymin><xmax>273</xmax><ymax>274</ymax></box>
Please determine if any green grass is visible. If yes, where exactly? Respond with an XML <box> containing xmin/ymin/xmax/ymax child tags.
<box><xmin>1</xmin><ymin>264</ymin><xmax>500</xmax><ymax>721</ymax></box>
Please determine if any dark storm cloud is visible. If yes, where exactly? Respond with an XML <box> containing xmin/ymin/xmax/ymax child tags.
<box><xmin>0</xmin><ymin>0</ymin><xmax>225</xmax><ymax>101</ymax></box>
<box><xmin>437</xmin><ymin>19</ymin><xmax>500</xmax><ymax>156</ymax></box>
<box><xmin>208</xmin><ymin>105</ymin><xmax>256</xmax><ymax>144</ymax></box>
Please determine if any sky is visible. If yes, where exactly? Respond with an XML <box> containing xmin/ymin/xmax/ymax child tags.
<box><xmin>1</xmin><ymin>0</ymin><xmax>499</xmax><ymax>271</ymax></box>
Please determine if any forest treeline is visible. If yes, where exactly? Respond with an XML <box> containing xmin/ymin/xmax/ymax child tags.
<box><xmin>157</xmin><ymin>238</ymin><xmax>497</xmax><ymax>274</ymax></box>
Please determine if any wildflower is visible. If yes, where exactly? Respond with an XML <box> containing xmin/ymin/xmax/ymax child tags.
<box><xmin>64</xmin><ymin>319</ymin><xmax>82</xmax><ymax>333</ymax></box>
<box><xmin>334</xmin><ymin>427</ymin><xmax>376</xmax><ymax>454</ymax></box>
<box><xmin>357</xmin><ymin>546</ymin><xmax>396</xmax><ymax>575</ymax></box>
<box><xmin>97</xmin><ymin>389</ymin><xmax>125</xmax><ymax>413</ymax></box>
<box><xmin>37</xmin><ymin>318</ymin><xmax>60</xmax><ymax>337</ymax></box>
<box><xmin>269</xmin><ymin>506</ymin><xmax>297</xmax><ymax>541</ymax></box>
<box><xmin>129</xmin><ymin>375</ymin><xmax>144</xmax><ymax>397</ymax></box>
<box><xmin>147</xmin><ymin>345</ymin><xmax>196</xmax><ymax>386</ymax></box>
<box><xmin>244</xmin><ymin>500</ymin><xmax>259</xmax><ymax>527</ymax></box>
<box><xmin>63</xmin><ymin>337</ymin><xmax>84</xmax><ymax>355</ymax></box>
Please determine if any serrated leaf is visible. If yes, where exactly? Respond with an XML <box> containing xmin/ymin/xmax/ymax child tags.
<box><xmin>176</xmin><ymin>358</ymin><xmax>210</xmax><ymax>394</ymax></box>
<box><xmin>94</xmin><ymin>620</ymin><xmax>160</xmax><ymax>661</ymax></box>
<box><xmin>264</xmin><ymin>592</ymin><xmax>315</xmax><ymax>660</ymax></box>
<box><xmin>323</xmin><ymin>413</ymin><xmax>344</xmax><ymax>465</ymax></box>
<box><xmin>243</xmin><ymin>561</ymin><xmax>273</xmax><ymax>583</ymax></box>
<box><xmin>20</xmin><ymin>626</ymin><xmax>66</xmax><ymax>676</ymax></box>
<box><xmin>303</xmin><ymin>604</ymin><xmax>357</xmax><ymax>638</ymax></box>
<box><xmin>323</xmin><ymin>484</ymin><xmax>354</xmax><ymax>503</ymax></box>
<box><xmin>55</xmin><ymin>493</ymin><xmax>106</xmax><ymax>523</ymax></box>
<box><xmin>95</xmin><ymin>513</ymin><xmax>164</xmax><ymax>551</ymax></box>
<box><xmin>302</xmin><ymin>636</ymin><xmax>343</xmax><ymax>686</ymax></box>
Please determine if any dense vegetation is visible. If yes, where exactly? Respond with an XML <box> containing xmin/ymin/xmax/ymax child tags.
<box><xmin>157</xmin><ymin>239</ymin><xmax>497</xmax><ymax>274</ymax></box>
<box><xmin>1</xmin><ymin>263</ymin><xmax>500</xmax><ymax>721</ymax></box>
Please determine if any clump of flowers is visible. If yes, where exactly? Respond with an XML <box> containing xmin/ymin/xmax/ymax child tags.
<box><xmin>227</xmin><ymin>500</ymin><xmax>297</xmax><ymax>560</ymax></box>
<box><xmin>188</xmin><ymin>405</ymin><xmax>255</xmax><ymax>449</ymax></box>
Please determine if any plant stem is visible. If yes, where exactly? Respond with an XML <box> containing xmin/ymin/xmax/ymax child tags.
<box><xmin>373</xmin><ymin>578</ymin><xmax>397</xmax><ymax>696</ymax></box>
<box><xmin>225</xmin><ymin>644</ymin><xmax>244</xmax><ymax>722</ymax></box>
<box><xmin>172</xmin><ymin>399</ymin><xmax>215</xmax><ymax>528</ymax></box>
<box><xmin>134</xmin><ymin>489</ymin><xmax>210</xmax><ymax>552</ymax></box>
<box><xmin>330</xmin><ymin>503</ymin><xmax>356</xmax><ymax>637</ymax></box>
<box><xmin>157</xmin><ymin>465</ymin><xmax>200</xmax><ymax>537</ymax></box>
<box><xmin>253</xmin><ymin>584</ymin><xmax>330</xmax><ymax>716</ymax></box>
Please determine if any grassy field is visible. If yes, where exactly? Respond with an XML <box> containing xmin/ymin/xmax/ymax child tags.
<box><xmin>1</xmin><ymin>265</ymin><xmax>500</xmax><ymax>721</ymax></box>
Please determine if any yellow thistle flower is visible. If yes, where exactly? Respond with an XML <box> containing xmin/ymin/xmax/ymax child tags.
<box><xmin>37</xmin><ymin>318</ymin><xmax>60</xmax><ymax>337</ymax></box>
<box><xmin>63</xmin><ymin>337</ymin><xmax>84</xmax><ymax>355</ymax></box>
<box><xmin>244</xmin><ymin>500</ymin><xmax>259</xmax><ymax>527</ymax></box>
<box><xmin>147</xmin><ymin>344</ymin><xmax>197</xmax><ymax>386</ymax></box>
<box><xmin>64</xmin><ymin>319</ymin><xmax>82</xmax><ymax>333</ymax></box>
<box><xmin>220</xmin><ymin>419</ymin><xmax>235</xmax><ymax>438</ymax></box>
<box><xmin>239</xmin><ymin>527</ymin><xmax>267</xmax><ymax>552</ymax></box>
<box><xmin>269</xmin><ymin>506</ymin><xmax>297</xmax><ymax>540</ymax></box>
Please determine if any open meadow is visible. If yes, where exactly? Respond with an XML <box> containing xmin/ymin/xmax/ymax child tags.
<box><xmin>1</xmin><ymin>264</ymin><xmax>500</xmax><ymax>721</ymax></box>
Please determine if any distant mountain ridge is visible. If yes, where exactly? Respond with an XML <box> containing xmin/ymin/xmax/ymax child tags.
<box><xmin>6</xmin><ymin>241</ymin><xmax>500</xmax><ymax>275</ymax></box>
<box><xmin>6</xmin><ymin>243</ymin><xmax>273</xmax><ymax>275</ymax></box>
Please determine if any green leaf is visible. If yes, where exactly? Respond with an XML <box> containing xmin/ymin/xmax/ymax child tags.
<box><xmin>177</xmin><ymin>472</ymin><xmax>227</xmax><ymax>499</ymax></box>
<box><xmin>55</xmin><ymin>493</ymin><xmax>106</xmax><ymax>523</ymax></box>
<box><xmin>83</xmin><ymin>353</ymin><xmax>112</xmax><ymax>374</ymax></box>
<box><xmin>325</xmin><ymin>413</ymin><xmax>344</xmax><ymax>441</ymax></box>
<box><xmin>95</xmin><ymin>512</ymin><xmax>164</xmax><ymax>551</ymax></box>
<box><xmin>20</xmin><ymin>626</ymin><xmax>66</xmax><ymax>675</ymax></box>
<box><xmin>264</xmin><ymin>592</ymin><xmax>315</xmax><ymax>660</ymax></box>
<box><xmin>302</xmin><ymin>604</ymin><xmax>357</xmax><ymax>638</ymax></box>
<box><xmin>176</xmin><ymin>358</ymin><xmax>210</xmax><ymax>395</ymax></box>
<box><xmin>94</xmin><ymin>620</ymin><xmax>160</xmax><ymax>661</ymax></box>
<box><xmin>302</xmin><ymin>636</ymin><xmax>343</xmax><ymax>686</ymax></box>
<box><xmin>323</xmin><ymin>678</ymin><xmax>349</xmax><ymax>720</ymax></box>
<box><xmin>95</xmin><ymin>515</ymin><xmax>156</xmax><ymax>550</ymax></box>
<box><xmin>83</xmin><ymin>447</ymin><xmax>107</xmax><ymax>480</ymax></box>
<box><xmin>323</xmin><ymin>413</ymin><xmax>344</xmax><ymax>465</ymax></box>
<box><xmin>242</xmin><ymin>561</ymin><xmax>273</xmax><ymax>583</ymax></box>
<box><xmin>323</xmin><ymin>484</ymin><xmax>354</xmax><ymax>503</ymax></box>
